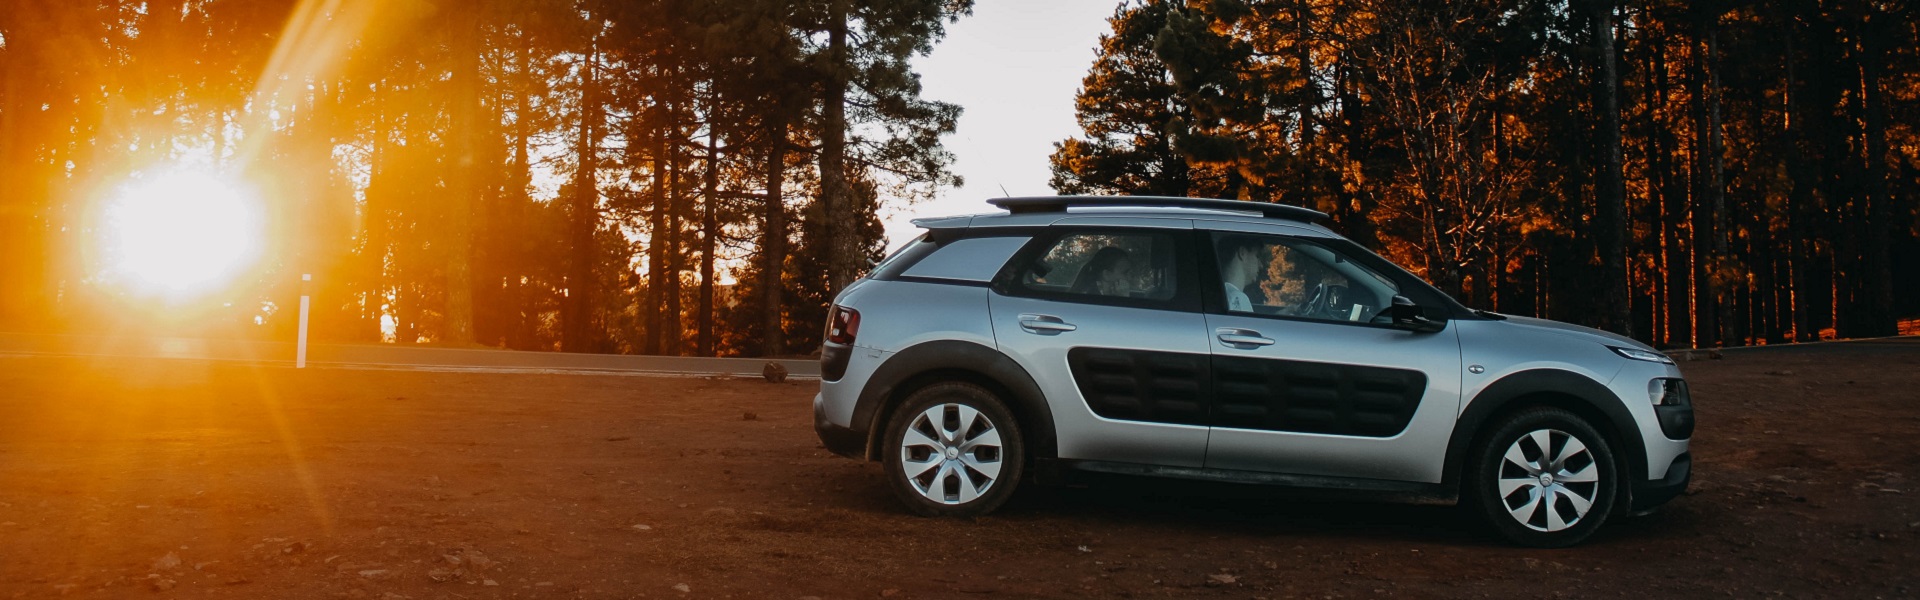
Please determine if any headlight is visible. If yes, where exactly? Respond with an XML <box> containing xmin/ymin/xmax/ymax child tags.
<box><xmin>1647</xmin><ymin>378</ymin><xmax>1690</xmax><ymax>406</ymax></box>
<box><xmin>1610</xmin><ymin>346</ymin><xmax>1675</xmax><ymax>364</ymax></box>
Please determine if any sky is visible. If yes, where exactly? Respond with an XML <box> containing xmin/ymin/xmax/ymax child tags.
<box><xmin>881</xmin><ymin>0</ymin><xmax>1120</xmax><ymax>249</ymax></box>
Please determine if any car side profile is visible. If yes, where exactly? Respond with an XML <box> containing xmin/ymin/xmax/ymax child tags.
<box><xmin>813</xmin><ymin>196</ymin><xmax>1693</xmax><ymax>547</ymax></box>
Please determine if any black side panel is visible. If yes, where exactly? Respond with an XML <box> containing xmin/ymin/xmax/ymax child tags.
<box><xmin>1067</xmin><ymin>347</ymin><xmax>1211</xmax><ymax>426</ymax></box>
<box><xmin>1209</xmin><ymin>355</ymin><xmax>1426</xmax><ymax>437</ymax></box>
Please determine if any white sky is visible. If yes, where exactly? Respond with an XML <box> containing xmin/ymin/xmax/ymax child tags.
<box><xmin>882</xmin><ymin>0</ymin><xmax>1119</xmax><ymax>249</ymax></box>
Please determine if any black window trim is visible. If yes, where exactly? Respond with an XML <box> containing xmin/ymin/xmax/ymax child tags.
<box><xmin>991</xmin><ymin>226</ymin><xmax>1202</xmax><ymax>313</ymax></box>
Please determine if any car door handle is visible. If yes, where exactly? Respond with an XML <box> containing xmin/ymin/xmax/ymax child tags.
<box><xmin>1018</xmin><ymin>314</ymin><xmax>1078</xmax><ymax>333</ymax></box>
<box><xmin>1216</xmin><ymin>327</ymin><xmax>1275</xmax><ymax>347</ymax></box>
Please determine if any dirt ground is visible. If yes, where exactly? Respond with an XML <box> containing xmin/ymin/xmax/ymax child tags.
<box><xmin>1</xmin><ymin>340</ymin><xmax>1916</xmax><ymax>599</ymax></box>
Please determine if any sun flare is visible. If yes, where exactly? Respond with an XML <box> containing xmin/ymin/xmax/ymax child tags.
<box><xmin>98</xmin><ymin>170</ymin><xmax>264</xmax><ymax>296</ymax></box>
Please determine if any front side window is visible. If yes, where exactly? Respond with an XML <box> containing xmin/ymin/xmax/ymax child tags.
<box><xmin>1011</xmin><ymin>231</ymin><xmax>1180</xmax><ymax>304</ymax></box>
<box><xmin>1212</xmin><ymin>232</ymin><xmax>1399</xmax><ymax>323</ymax></box>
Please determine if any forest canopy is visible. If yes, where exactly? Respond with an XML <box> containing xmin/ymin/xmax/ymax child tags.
<box><xmin>1</xmin><ymin>0</ymin><xmax>1914</xmax><ymax>356</ymax></box>
<box><xmin>0</xmin><ymin>0</ymin><xmax>969</xmax><ymax>356</ymax></box>
<box><xmin>1053</xmin><ymin>0</ymin><xmax>1920</xmax><ymax>348</ymax></box>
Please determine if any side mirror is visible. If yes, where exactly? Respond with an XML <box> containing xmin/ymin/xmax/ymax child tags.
<box><xmin>1389</xmin><ymin>295</ymin><xmax>1446</xmax><ymax>333</ymax></box>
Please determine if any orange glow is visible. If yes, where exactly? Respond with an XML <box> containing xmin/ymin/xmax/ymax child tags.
<box><xmin>96</xmin><ymin>170</ymin><xmax>264</xmax><ymax>298</ymax></box>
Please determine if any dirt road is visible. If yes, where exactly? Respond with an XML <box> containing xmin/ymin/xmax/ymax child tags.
<box><xmin>1</xmin><ymin>340</ymin><xmax>1916</xmax><ymax>599</ymax></box>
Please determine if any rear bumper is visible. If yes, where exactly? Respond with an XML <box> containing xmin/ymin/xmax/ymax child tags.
<box><xmin>814</xmin><ymin>392</ymin><xmax>867</xmax><ymax>459</ymax></box>
<box><xmin>1632</xmin><ymin>452</ymin><xmax>1691</xmax><ymax>511</ymax></box>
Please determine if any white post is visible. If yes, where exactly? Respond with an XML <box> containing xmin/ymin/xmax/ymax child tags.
<box><xmin>297</xmin><ymin>273</ymin><xmax>312</xmax><ymax>369</ymax></box>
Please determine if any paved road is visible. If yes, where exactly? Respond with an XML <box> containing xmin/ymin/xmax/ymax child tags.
<box><xmin>0</xmin><ymin>332</ymin><xmax>820</xmax><ymax>378</ymax></box>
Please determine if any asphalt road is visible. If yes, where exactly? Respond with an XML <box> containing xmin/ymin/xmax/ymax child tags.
<box><xmin>0</xmin><ymin>332</ymin><xmax>819</xmax><ymax>378</ymax></box>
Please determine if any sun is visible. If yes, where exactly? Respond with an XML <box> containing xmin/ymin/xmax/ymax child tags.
<box><xmin>97</xmin><ymin>170</ymin><xmax>264</xmax><ymax>297</ymax></box>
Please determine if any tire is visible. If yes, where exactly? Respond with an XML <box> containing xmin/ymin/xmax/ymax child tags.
<box><xmin>881</xmin><ymin>381</ymin><xmax>1025</xmax><ymax>517</ymax></box>
<box><xmin>1465</xmin><ymin>407</ymin><xmax>1620</xmax><ymax>548</ymax></box>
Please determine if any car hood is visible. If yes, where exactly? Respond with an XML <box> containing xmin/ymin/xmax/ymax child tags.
<box><xmin>1493</xmin><ymin>315</ymin><xmax>1655</xmax><ymax>352</ymax></box>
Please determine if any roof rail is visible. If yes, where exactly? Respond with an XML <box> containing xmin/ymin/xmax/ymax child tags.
<box><xmin>986</xmin><ymin>195</ymin><xmax>1329</xmax><ymax>223</ymax></box>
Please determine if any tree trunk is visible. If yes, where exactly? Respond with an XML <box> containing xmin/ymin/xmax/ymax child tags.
<box><xmin>509</xmin><ymin>45</ymin><xmax>535</xmax><ymax>349</ymax></box>
<box><xmin>761</xmin><ymin>112</ymin><xmax>788</xmax><ymax>357</ymax></box>
<box><xmin>664</xmin><ymin>109</ymin><xmax>685</xmax><ymax>357</ymax></box>
<box><xmin>645</xmin><ymin>123</ymin><xmax>668</xmax><ymax>354</ymax></box>
<box><xmin>1857</xmin><ymin>17</ymin><xmax>1896</xmax><ymax>336</ymax></box>
<box><xmin>698</xmin><ymin>118</ymin><xmax>718</xmax><ymax>356</ymax></box>
<box><xmin>820</xmin><ymin>0</ymin><xmax>857</xmax><ymax>295</ymax></box>
<box><xmin>562</xmin><ymin>45</ymin><xmax>600</xmax><ymax>353</ymax></box>
<box><xmin>442</xmin><ymin>3</ymin><xmax>481</xmax><ymax>345</ymax></box>
<box><xmin>1590</xmin><ymin>0</ymin><xmax>1633</xmax><ymax>338</ymax></box>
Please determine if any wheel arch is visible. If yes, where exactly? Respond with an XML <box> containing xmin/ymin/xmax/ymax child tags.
<box><xmin>1443</xmin><ymin>369</ymin><xmax>1647</xmax><ymax>493</ymax></box>
<box><xmin>852</xmin><ymin>340</ymin><xmax>1057</xmax><ymax>463</ymax></box>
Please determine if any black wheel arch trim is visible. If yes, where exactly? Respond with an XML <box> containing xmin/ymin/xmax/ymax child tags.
<box><xmin>849</xmin><ymin>340</ymin><xmax>1058</xmax><ymax>462</ymax></box>
<box><xmin>1443</xmin><ymin>369</ymin><xmax>1648</xmax><ymax>492</ymax></box>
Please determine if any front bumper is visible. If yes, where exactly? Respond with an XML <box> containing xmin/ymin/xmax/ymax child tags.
<box><xmin>1631</xmin><ymin>452</ymin><xmax>1691</xmax><ymax>511</ymax></box>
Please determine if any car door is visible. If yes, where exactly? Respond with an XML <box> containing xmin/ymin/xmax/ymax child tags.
<box><xmin>988</xmin><ymin>220</ymin><xmax>1213</xmax><ymax>467</ymax></box>
<box><xmin>1197</xmin><ymin>222</ymin><xmax>1464</xmax><ymax>483</ymax></box>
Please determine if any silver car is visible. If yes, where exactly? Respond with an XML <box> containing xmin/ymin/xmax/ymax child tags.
<box><xmin>814</xmin><ymin>196</ymin><xmax>1693</xmax><ymax>547</ymax></box>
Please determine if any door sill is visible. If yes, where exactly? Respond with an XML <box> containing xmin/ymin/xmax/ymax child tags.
<box><xmin>1036</xmin><ymin>458</ymin><xmax>1457</xmax><ymax>505</ymax></box>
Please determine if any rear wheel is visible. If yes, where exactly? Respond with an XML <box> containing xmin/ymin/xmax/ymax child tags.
<box><xmin>882</xmin><ymin>382</ymin><xmax>1025</xmax><ymax>517</ymax></box>
<box><xmin>1466</xmin><ymin>407</ymin><xmax>1619</xmax><ymax>547</ymax></box>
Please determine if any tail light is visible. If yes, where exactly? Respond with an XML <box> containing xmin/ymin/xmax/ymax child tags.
<box><xmin>826</xmin><ymin>306</ymin><xmax>860</xmax><ymax>345</ymax></box>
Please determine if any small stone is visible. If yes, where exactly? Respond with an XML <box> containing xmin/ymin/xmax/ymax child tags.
<box><xmin>283</xmin><ymin>541</ymin><xmax>308</xmax><ymax>554</ymax></box>
<box><xmin>742</xmin><ymin>411</ymin><xmax>759</xmax><ymax>421</ymax></box>
<box><xmin>762</xmin><ymin>362</ymin><xmax>789</xmax><ymax>383</ymax></box>
<box><xmin>149</xmin><ymin>579</ymin><xmax>176</xmax><ymax>592</ymax></box>
<box><xmin>152</xmin><ymin>552</ymin><xmax>182</xmax><ymax>571</ymax></box>
<box><xmin>673</xmin><ymin>583</ymin><xmax>692</xmax><ymax>593</ymax></box>
<box><xmin>1207</xmin><ymin>573</ymin><xmax>1238</xmax><ymax>585</ymax></box>
<box><xmin>483</xmin><ymin>580</ymin><xmax>499</xmax><ymax>587</ymax></box>
<box><xmin>224</xmin><ymin>578</ymin><xmax>250</xmax><ymax>585</ymax></box>
<box><xmin>632</xmin><ymin>524</ymin><xmax>652</xmax><ymax>531</ymax></box>
<box><xmin>194</xmin><ymin>561</ymin><xmax>219</xmax><ymax>571</ymax></box>
<box><xmin>880</xmin><ymin>590</ymin><xmax>900</xmax><ymax>598</ymax></box>
<box><xmin>359</xmin><ymin>569</ymin><xmax>389</xmax><ymax>579</ymax></box>
<box><xmin>428</xmin><ymin>569</ymin><xmax>455</xmax><ymax>583</ymax></box>
<box><xmin>535</xmin><ymin>582</ymin><xmax>554</xmax><ymax>587</ymax></box>
<box><xmin>50</xmin><ymin>584</ymin><xmax>77</xmax><ymax>596</ymax></box>
<box><xmin>607</xmin><ymin>436</ymin><xmax>632</xmax><ymax>442</ymax></box>
<box><xmin>466</xmin><ymin>551</ymin><xmax>495</xmax><ymax>571</ymax></box>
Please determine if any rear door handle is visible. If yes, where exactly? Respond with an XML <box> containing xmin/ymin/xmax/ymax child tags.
<box><xmin>1018</xmin><ymin>314</ymin><xmax>1078</xmax><ymax>333</ymax></box>
<box><xmin>1216</xmin><ymin>327</ymin><xmax>1275</xmax><ymax>347</ymax></box>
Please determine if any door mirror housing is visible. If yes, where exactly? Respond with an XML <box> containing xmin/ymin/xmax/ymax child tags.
<box><xmin>1388</xmin><ymin>295</ymin><xmax>1447</xmax><ymax>333</ymax></box>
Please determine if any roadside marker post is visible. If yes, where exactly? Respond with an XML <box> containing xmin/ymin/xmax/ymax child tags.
<box><xmin>297</xmin><ymin>273</ymin><xmax>311</xmax><ymax>369</ymax></box>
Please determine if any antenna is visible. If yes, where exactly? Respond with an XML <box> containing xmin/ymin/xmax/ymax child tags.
<box><xmin>998</xmin><ymin>183</ymin><xmax>1011</xmax><ymax>197</ymax></box>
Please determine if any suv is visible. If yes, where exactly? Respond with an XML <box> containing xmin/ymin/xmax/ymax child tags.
<box><xmin>814</xmin><ymin>196</ymin><xmax>1692</xmax><ymax>547</ymax></box>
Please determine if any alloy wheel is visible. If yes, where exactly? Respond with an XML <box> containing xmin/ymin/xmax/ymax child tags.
<box><xmin>1497</xmin><ymin>428</ymin><xmax>1603</xmax><ymax>532</ymax></box>
<box><xmin>898</xmin><ymin>403</ymin><xmax>1004</xmax><ymax>505</ymax></box>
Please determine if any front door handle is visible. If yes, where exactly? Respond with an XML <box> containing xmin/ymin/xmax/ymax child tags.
<box><xmin>1216</xmin><ymin>327</ymin><xmax>1275</xmax><ymax>347</ymax></box>
<box><xmin>1018</xmin><ymin>314</ymin><xmax>1078</xmax><ymax>334</ymax></box>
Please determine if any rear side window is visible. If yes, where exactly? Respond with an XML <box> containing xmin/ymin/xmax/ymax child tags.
<box><xmin>1005</xmin><ymin>230</ymin><xmax>1187</xmax><ymax>307</ymax></box>
<box><xmin>899</xmin><ymin>235</ymin><xmax>1031</xmax><ymax>282</ymax></box>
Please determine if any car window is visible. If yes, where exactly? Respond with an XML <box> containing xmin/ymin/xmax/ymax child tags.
<box><xmin>1013</xmin><ymin>231</ymin><xmax>1179</xmax><ymax>303</ymax></box>
<box><xmin>1212</xmin><ymin>232</ymin><xmax>1399</xmax><ymax>323</ymax></box>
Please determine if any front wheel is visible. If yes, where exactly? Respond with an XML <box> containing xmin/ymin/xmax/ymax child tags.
<box><xmin>1465</xmin><ymin>407</ymin><xmax>1620</xmax><ymax>547</ymax></box>
<box><xmin>882</xmin><ymin>382</ymin><xmax>1025</xmax><ymax>517</ymax></box>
